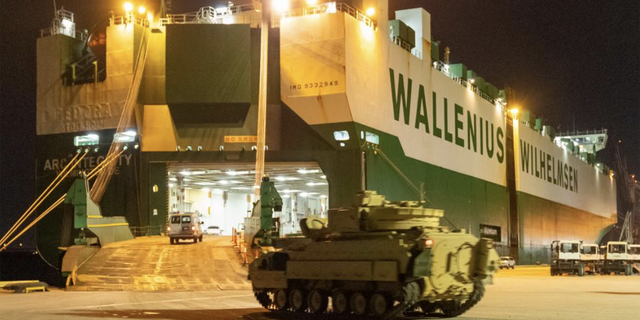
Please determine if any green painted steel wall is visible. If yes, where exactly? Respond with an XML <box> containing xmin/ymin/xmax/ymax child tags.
<box><xmin>147</xmin><ymin>162</ymin><xmax>168</xmax><ymax>232</ymax></box>
<box><xmin>165</xmin><ymin>24</ymin><xmax>251</xmax><ymax>105</ymax></box>
<box><xmin>365</xmin><ymin>125</ymin><xmax>509</xmax><ymax>238</ymax></box>
<box><xmin>309</xmin><ymin>122</ymin><xmax>510</xmax><ymax>244</ymax></box>
<box><xmin>517</xmin><ymin>191</ymin><xmax>616</xmax><ymax>265</ymax></box>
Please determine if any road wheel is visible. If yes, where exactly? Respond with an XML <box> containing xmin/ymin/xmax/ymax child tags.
<box><xmin>440</xmin><ymin>299</ymin><xmax>462</xmax><ymax>317</ymax></box>
<box><xmin>199</xmin><ymin>235</ymin><xmax>203</xmax><ymax>242</ymax></box>
<box><xmin>625</xmin><ymin>265</ymin><xmax>632</xmax><ymax>276</ymax></box>
<box><xmin>349</xmin><ymin>292</ymin><xmax>367</xmax><ymax>315</ymax></box>
<box><xmin>331</xmin><ymin>290</ymin><xmax>349</xmax><ymax>314</ymax></box>
<box><xmin>274</xmin><ymin>289</ymin><xmax>288</xmax><ymax>310</ymax></box>
<box><xmin>169</xmin><ymin>238</ymin><xmax>174</xmax><ymax>245</ymax></box>
<box><xmin>368</xmin><ymin>293</ymin><xmax>390</xmax><ymax>317</ymax></box>
<box><xmin>550</xmin><ymin>268</ymin><xmax>555</xmax><ymax>276</ymax></box>
<box><xmin>415</xmin><ymin>300</ymin><xmax>438</xmax><ymax>314</ymax></box>
<box><xmin>289</xmin><ymin>288</ymin><xmax>307</xmax><ymax>312</ymax></box>
<box><xmin>307</xmin><ymin>289</ymin><xmax>328</xmax><ymax>313</ymax></box>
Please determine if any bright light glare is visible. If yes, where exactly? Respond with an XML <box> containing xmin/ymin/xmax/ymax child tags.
<box><xmin>138</xmin><ymin>6</ymin><xmax>146</xmax><ymax>14</ymax></box>
<box><xmin>297</xmin><ymin>168</ymin><xmax>321</xmax><ymax>174</ymax></box>
<box><xmin>124</xmin><ymin>2</ymin><xmax>133</xmax><ymax>12</ymax></box>
<box><xmin>272</xmin><ymin>0</ymin><xmax>290</xmax><ymax>12</ymax></box>
<box><xmin>366</xmin><ymin>7</ymin><xmax>375</xmax><ymax>16</ymax></box>
<box><xmin>306</xmin><ymin>0</ymin><xmax>318</xmax><ymax>5</ymax></box>
<box><xmin>61</xmin><ymin>19</ymin><xmax>73</xmax><ymax>28</ymax></box>
<box><xmin>510</xmin><ymin>108</ymin><xmax>519</xmax><ymax>116</ymax></box>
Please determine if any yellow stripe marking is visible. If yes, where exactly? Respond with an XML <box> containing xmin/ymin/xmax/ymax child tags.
<box><xmin>88</xmin><ymin>215</ymin><xmax>103</xmax><ymax>219</ymax></box>
<box><xmin>88</xmin><ymin>223</ymin><xmax>129</xmax><ymax>228</ymax></box>
<box><xmin>25</xmin><ymin>286</ymin><xmax>46</xmax><ymax>293</ymax></box>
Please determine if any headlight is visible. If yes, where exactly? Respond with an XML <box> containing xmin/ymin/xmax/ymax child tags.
<box><xmin>424</xmin><ymin>238</ymin><xmax>434</xmax><ymax>249</ymax></box>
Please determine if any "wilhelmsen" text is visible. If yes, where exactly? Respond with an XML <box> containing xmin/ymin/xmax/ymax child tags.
<box><xmin>520</xmin><ymin>140</ymin><xmax>578</xmax><ymax>193</ymax></box>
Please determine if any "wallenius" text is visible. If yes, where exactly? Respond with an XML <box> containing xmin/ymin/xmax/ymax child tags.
<box><xmin>389</xmin><ymin>68</ymin><xmax>505</xmax><ymax>163</ymax></box>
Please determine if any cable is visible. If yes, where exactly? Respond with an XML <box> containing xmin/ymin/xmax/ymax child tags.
<box><xmin>91</xmin><ymin>28</ymin><xmax>149</xmax><ymax>203</ymax></box>
<box><xmin>0</xmin><ymin>194</ymin><xmax>66</xmax><ymax>253</ymax></box>
<box><xmin>0</xmin><ymin>151</ymin><xmax>86</xmax><ymax>245</ymax></box>
<box><xmin>0</xmin><ymin>151</ymin><xmax>79</xmax><ymax>244</ymax></box>
<box><xmin>373</xmin><ymin>146</ymin><xmax>433</xmax><ymax>206</ymax></box>
<box><xmin>87</xmin><ymin>149</ymin><xmax>125</xmax><ymax>180</ymax></box>
<box><xmin>372</xmin><ymin>145</ymin><xmax>459</xmax><ymax>231</ymax></box>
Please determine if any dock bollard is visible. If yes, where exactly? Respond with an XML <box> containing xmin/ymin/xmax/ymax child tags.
<box><xmin>241</xmin><ymin>246</ymin><xmax>248</xmax><ymax>266</ymax></box>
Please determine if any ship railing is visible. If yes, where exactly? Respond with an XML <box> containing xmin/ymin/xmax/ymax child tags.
<box><xmin>433</xmin><ymin>60</ymin><xmax>496</xmax><ymax>104</ymax></box>
<box><xmin>411</xmin><ymin>48</ymin><xmax>423</xmax><ymax>59</ymax></box>
<box><xmin>274</xmin><ymin>3</ymin><xmax>376</xmax><ymax>29</ymax></box>
<box><xmin>555</xmin><ymin>129</ymin><xmax>608</xmax><ymax>137</ymax></box>
<box><xmin>160</xmin><ymin>4</ymin><xmax>256</xmax><ymax>26</ymax></box>
<box><xmin>390</xmin><ymin>36</ymin><xmax>412</xmax><ymax>51</ymax></box>
<box><xmin>110</xmin><ymin>14</ymin><xmax>149</xmax><ymax>27</ymax></box>
<box><xmin>39</xmin><ymin>26</ymin><xmax>87</xmax><ymax>40</ymax></box>
<box><xmin>388</xmin><ymin>34</ymin><xmax>422</xmax><ymax>59</ymax></box>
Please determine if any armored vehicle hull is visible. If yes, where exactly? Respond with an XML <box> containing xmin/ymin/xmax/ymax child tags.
<box><xmin>249</xmin><ymin>191</ymin><xmax>499</xmax><ymax>318</ymax></box>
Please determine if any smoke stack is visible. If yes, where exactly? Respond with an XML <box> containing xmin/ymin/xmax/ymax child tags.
<box><xmin>445</xmin><ymin>46</ymin><xmax>450</xmax><ymax>64</ymax></box>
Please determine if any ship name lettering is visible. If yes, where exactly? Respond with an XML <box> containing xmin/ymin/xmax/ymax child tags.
<box><xmin>389</xmin><ymin>68</ymin><xmax>504</xmax><ymax>163</ymax></box>
<box><xmin>519</xmin><ymin>139</ymin><xmax>578</xmax><ymax>193</ymax></box>
<box><xmin>43</xmin><ymin>154</ymin><xmax>132</xmax><ymax>172</ymax></box>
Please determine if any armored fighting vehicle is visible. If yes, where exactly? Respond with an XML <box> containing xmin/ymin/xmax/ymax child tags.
<box><xmin>249</xmin><ymin>191</ymin><xmax>499</xmax><ymax>318</ymax></box>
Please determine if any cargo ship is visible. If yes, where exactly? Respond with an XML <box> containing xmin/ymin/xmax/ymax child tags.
<box><xmin>25</xmin><ymin>0</ymin><xmax>615</xmax><ymax>269</ymax></box>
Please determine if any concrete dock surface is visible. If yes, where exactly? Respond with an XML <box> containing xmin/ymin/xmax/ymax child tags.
<box><xmin>2</xmin><ymin>236</ymin><xmax>640</xmax><ymax>319</ymax></box>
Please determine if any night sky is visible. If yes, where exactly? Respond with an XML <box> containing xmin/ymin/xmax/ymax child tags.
<box><xmin>1</xmin><ymin>0</ymin><xmax>639</xmax><ymax>237</ymax></box>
